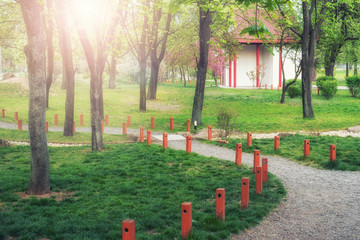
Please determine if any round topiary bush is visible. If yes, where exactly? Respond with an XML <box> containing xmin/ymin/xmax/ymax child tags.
<box><xmin>345</xmin><ymin>75</ymin><xmax>360</xmax><ymax>97</ymax></box>
<box><xmin>316</xmin><ymin>76</ymin><xmax>338</xmax><ymax>99</ymax></box>
<box><xmin>286</xmin><ymin>80</ymin><xmax>302</xmax><ymax>98</ymax></box>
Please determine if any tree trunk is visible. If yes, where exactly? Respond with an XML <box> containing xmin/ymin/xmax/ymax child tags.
<box><xmin>346</xmin><ymin>62</ymin><xmax>349</xmax><ymax>77</ymax></box>
<box><xmin>45</xmin><ymin>0</ymin><xmax>54</xmax><ymax>108</ymax></box>
<box><xmin>55</xmin><ymin>0</ymin><xmax>75</xmax><ymax>137</ymax></box>
<box><xmin>354</xmin><ymin>63</ymin><xmax>358</xmax><ymax>75</ymax></box>
<box><xmin>147</xmin><ymin>59</ymin><xmax>160</xmax><ymax>99</ymax></box>
<box><xmin>182</xmin><ymin>67</ymin><xmax>186</xmax><ymax>86</ymax></box>
<box><xmin>191</xmin><ymin>6</ymin><xmax>212</xmax><ymax>125</ymax></box>
<box><xmin>171</xmin><ymin>67</ymin><xmax>175</xmax><ymax>83</ymax></box>
<box><xmin>109</xmin><ymin>55</ymin><xmax>116</xmax><ymax>89</ymax></box>
<box><xmin>20</xmin><ymin>0</ymin><xmax>50</xmax><ymax>195</ymax></box>
<box><xmin>61</xmin><ymin>63</ymin><xmax>66</xmax><ymax>89</ymax></box>
<box><xmin>213</xmin><ymin>72</ymin><xmax>217</xmax><ymax>87</ymax></box>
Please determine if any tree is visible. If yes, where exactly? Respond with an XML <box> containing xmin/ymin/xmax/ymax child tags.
<box><xmin>19</xmin><ymin>0</ymin><xmax>50</xmax><ymax>195</ymax></box>
<box><xmin>45</xmin><ymin>0</ymin><xmax>54</xmax><ymax>108</ymax></box>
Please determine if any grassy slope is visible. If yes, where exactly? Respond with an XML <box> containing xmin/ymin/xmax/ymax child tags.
<box><xmin>0</xmin><ymin>144</ymin><xmax>286</xmax><ymax>239</ymax></box>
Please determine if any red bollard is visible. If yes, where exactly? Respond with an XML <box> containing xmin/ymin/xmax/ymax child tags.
<box><xmin>1</xmin><ymin>109</ymin><xmax>5</xmax><ymax>118</ymax></box>
<box><xmin>274</xmin><ymin>136</ymin><xmax>280</xmax><ymax>150</ymax></box>
<box><xmin>181</xmin><ymin>202</ymin><xmax>192</xmax><ymax>239</ymax></box>
<box><xmin>54</xmin><ymin>114</ymin><xmax>58</xmax><ymax>125</ymax></box>
<box><xmin>255</xmin><ymin>166</ymin><xmax>263</xmax><ymax>194</ymax></box>
<box><xmin>253</xmin><ymin>150</ymin><xmax>260</xmax><ymax>173</ymax></box>
<box><xmin>127</xmin><ymin>115</ymin><xmax>131</xmax><ymax>127</ymax></box>
<box><xmin>80</xmin><ymin>114</ymin><xmax>83</xmax><ymax>126</ymax></box>
<box><xmin>330</xmin><ymin>145</ymin><xmax>336</xmax><ymax>162</ymax></box>
<box><xmin>46</xmin><ymin>121</ymin><xmax>49</xmax><ymax>133</ymax></box>
<box><xmin>14</xmin><ymin>112</ymin><xmax>18</xmax><ymax>121</ymax></box>
<box><xmin>241</xmin><ymin>177</ymin><xmax>249</xmax><ymax>209</ymax></box>
<box><xmin>186</xmin><ymin>136</ymin><xmax>192</xmax><ymax>153</ymax></box>
<box><xmin>235</xmin><ymin>143</ymin><xmax>242</xmax><ymax>166</ymax></box>
<box><xmin>265</xmin><ymin>84</ymin><xmax>267</xmax><ymax>90</ymax></box>
<box><xmin>123</xmin><ymin>122</ymin><xmax>127</xmax><ymax>135</ymax></box>
<box><xmin>105</xmin><ymin>115</ymin><xmax>109</xmax><ymax>125</ymax></box>
<box><xmin>140</xmin><ymin>127</ymin><xmax>144</xmax><ymax>142</ymax></box>
<box><xmin>247</xmin><ymin>132</ymin><xmax>252</xmax><ymax>146</ymax></box>
<box><xmin>101</xmin><ymin>121</ymin><xmax>104</xmax><ymax>133</ymax></box>
<box><xmin>170</xmin><ymin>117</ymin><xmax>174</xmax><ymax>130</ymax></box>
<box><xmin>304</xmin><ymin>140</ymin><xmax>310</xmax><ymax>157</ymax></box>
<box><xmin>163</xmin><ymin>133</ymin><xmax>168</xmax><ymax>149</ymax></box>
<box><xmin>216</xmin><ymin>188</ymin><xmax>225</xmax><ymax>221</ymax></box>
<box><xmin>151</xmin><ymin>116</ymin><xmax>154</xmax><ymax>129</ymax></box>
<box><xmin>317</xmin><ymin>88</ymin><xmax>320</xmax><ymax>95</ymax></box>
<box><xmin>262</xmin><ymin>158</ymin><xmax>268</xmax><ymax>182</ymax></box>
<box><xmin>271</xmin><ymin>84</ymin><xmax>273</xmax><ymax>90</ymax></box>
<box><xmin>73</xmin><ymin>121</ymin><xmax>75</xmax><ymax>133</ymax></box>
<box><xmin>122</xmin><ymin>219</ymin><xmax>135</xmax><ymax>240</ymax></box>
<box><xmin>17</xmin><ymin>119</ymin><xmax>22</xmax><ymax>131</ymax></box>
<box><xmin>208</xmin><ymin>125</ymin><xmax>212</xmax><ymax>141</ymax></box>
<box><xmin>186</xmin><ymin>119</ymin><xmax>191</xmax><ymax>132</ymax></box>
<box><xmin>147</xmin><ymin>130</ymin><xmax>151</xmax><ymax>145</ymax></box>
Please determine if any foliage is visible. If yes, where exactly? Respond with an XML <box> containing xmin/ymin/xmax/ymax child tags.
<box><xmin>286</xmin><ymin>80</ymin><xmax>301</xmax><ymax>98</ymax></box>
<box><xmin>246</xmin><ymin>64</ymin><xmax>266</xmax><ymax>89</ymax></box>
<box><xmin>0</xmin><ymin>144</ymin><xmax>286</xmax><ymax>239</ymax></box>
<box><xmin>216</xmin><ymin>107</ymin><xmax>239</xmax><ymax>140</ymax></box>
<box><xmin>345</xmin><ymin>75</ymin><xmax>360</xmax><ymax>97</ymax></box>
<box><xmin>316</xmin><ymin>76</ymin><xmax>338</xmax><ymax>99</ymax></box>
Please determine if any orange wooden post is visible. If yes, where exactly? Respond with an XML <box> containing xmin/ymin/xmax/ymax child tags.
<box><xmin>181</xmin><ymin>202</ymin><xmax>192</xmax><ymax>239</ymax></box>
<box><xmin>208</xmin><ymin>125</ymin><xmax>212</xmax><ymax>141</ymax></box>
<box><xmin>330</xmin><ymin>145</ymin><xmax>336</xmax><ymax>162</ymax></box>
<box><xmin>274</xmin><ymin>136</ymin><xmax>280</xmax><ymax>150</ymax></box>
<box><xmin>14</xmin><ymin>112</ymin><xmax>18</xmax><ymax>121</ymax></box>
<box><xmin>271</xmin><ymin>84</ymin><xmax>273</xmax><ymax>90</ymax></box>
<box><xmin>101</xmin><ymin>121</ymin><xmax>104</xmax><ymax>133</ymax></box>
<box><xmin>241</xmin><ymin>177</ymin><xmax>249</xmax><ymax>209</ymax></box>
<box><xmin>216</xmin><ymin>188</ymin><xmax>225</xmax><ymax>221</ymax></box>
<box><xmin>186</xmin><ymin>119</ymin><xmax>191</xmax><ymax>132</ymax></box>
<box><xmin>253</xmin><ymin>150</ymin><xmax>260</xmax><ymax>173</ymax></box>
<box><xmin>170</xmin><ymin>117</ymin><xmax>174</xmax><ymax>130</ymax></box>
<box><xmin>304</xmin><ymin>140</ymin><xmax>310</xmax><ymax>157</ymax></box>
<box><xmin>17</xmin><ymin>119</ymin><xmax>22</xmax><ymax>131</ymax></box>
<box><xmin>45</xmin><ymin>121</ymin><xmax>49</xmax><ymax>133</ymax></box>
<box><xmin>54</xmin><ymin>114</ymin><xmax>58</xmax><ymax>125</ymax></box>
<box><xmin>122</xmin><ymin>219</ymin><xmax>135</xmax><ymax>240</ymax></box>
<box><xmin>140</xmin><ymin>127</ymin><xmax>144</xmax><ymax>142</ymax></box>
<box><xmin>1</xmin><ymin>109</ymin><xmax>5</xmax><ymax>118</ymax></box>
<box><xmin>80</xmin><ymin>114</ymin><xmax>83</xmax><ymax>126</ymax></box>
<box><xmin>123</xmin><ymin>122</ymin><xmax>127</xmax><ymax>135</ymax></box>
<box><xmin>151</xmin><ymin>116</ymin><xmax>154</xmax><ymax>129</ymax></box>
<box><xmin>163</xmin><ymin>133</ymin><xmax>168</xmax><ymax>149</ymax></box>
<box><xmin>235</xmin><ymin>143</ymin><xmax>242</xmax><ymax>166</ymax></box>
<box><xmin>105</xmin><ymin>115</ymin><xmax>109</xmax><ymax>125</ymax></box>
<box><xmin>255</xmin><ymin>166</ymin><xmax>263</xmax><ymax>194</ymax></box>
<box><xmin>265</xmin><ymin>84</ymin><xmax>267</xmax><ymax>90</ymax></box>
<box><xmin>147</xmin><ymin>130</ymin><xmax>151</xmax><ymax>145</ymax></box>
<box><xmin>262</xmin><ymin>157</ymin><xmax>268</xmax><ymax>183</ymax></box>
<box><xmin>277</xmin><ymin>86</ymin><xmax>280</xmax><ymax>91</ymax></box>
<box><xmin>247</xmin><ymin>132</ymin><xmax>252</xmax><ymax>146</ymax></box>
<box><xmin>186</xmin><ymin>136</ymin><xmax>192</xmax><ymax>153</ymax></box>
<box><xmin>317</xmin><ymin>87</ymin><xmax>320</xmax><ymax>95</ymax></box>
<box><xmin>127</xmin><ymin>115</ymin><xmax>131</xmax><ymax>127</ymax></box>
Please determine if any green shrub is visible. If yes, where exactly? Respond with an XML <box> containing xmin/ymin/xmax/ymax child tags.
<box><xmin>216</xmin><ymin>107</ymin><xmax>239</xmax><ymax>140</ymax></box>
<box><xmin>316</xmin><ymin>76</ymin><xmax>338</xmax><ymax>99</ymax></box>
<box><xmin>286</xmin><ymin>80</ymin><xmax>301</xmax><ymax>98</ymax></box>
<box><xmin>345</xmin><ymin>75</ymin><xmax>360</xmax><ymax>97</ymax></box>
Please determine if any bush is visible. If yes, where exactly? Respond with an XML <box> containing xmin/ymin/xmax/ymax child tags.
<box><xmin>345</xmin><ymin>75</ymin><xmax>360</xmax><ymax>97</ymax></box>
<box><xmin>216</xmin><ymin>107</ymin><xmax>239</xmax><ymax>140</ymax></box>
<box><xmin>286</xmin><ymin>80</ymin><xmax>301</xmax><ymax>98</ymax></box>
<box><xmin>316</xmin><ymin>76</ymin><xmax>338</xmax><ymax>99</ymax></box>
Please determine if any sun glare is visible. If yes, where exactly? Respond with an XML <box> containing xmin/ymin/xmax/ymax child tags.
<box><xmin>72</xmin><ymin>0</ymin><xmax>113</xmax><ymax>28</ymax></box>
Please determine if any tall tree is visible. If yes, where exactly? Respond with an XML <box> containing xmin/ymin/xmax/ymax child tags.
<box><xmin>20</xmin><ymin>0</ymin><xmax>50</xmax><ymax>195</ymax></box>
<box><xmin>45</xmin><ymin>0</ymin><xmax>54</xmax><ymax>108</ymax></box>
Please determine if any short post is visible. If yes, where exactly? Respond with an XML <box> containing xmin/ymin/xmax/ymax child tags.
<box><xmin>1</xmin><ymin>109</ymin><xmax>5</xmax><ymax>118</ymax></box>
<box><xmin>208</xmin><ymin>125</ymin><xmax>212</xmax><ymax>141</ymax></box>
<box><xmin>140</xmin><ymin>127</ymin><xmax>144</xmax><ymax>143</ymax></box>
<box><xmin>186</xmin><ymin>119</ymin><xmax>191</xmax><ymax>132</ymax></box>
<box><xmin>54</xmin><ymin>114</ymin><xmax>58</xmax><ymax>125</ymax></box>
<box><xmin>247</xmin><ymin>132</ymin><xmax>252</xmax><ymax>146</ymax></box>
<box><xmin>122</xmin><ymin>219</ymin><xmax>135</xmax><ymax>240</ymax></box>
<box><xmin>265</xmin><ymin>84</ymin><xmax>267</xmax><ymax>90</ymax></box>
<box><xmin>105</xmin><ymin>115</ymin><xmax>109</xmax><ymax>125</ymax></box>
<box><xmin>151</xmin><ymin>116</ymin><xmax>154</xmax><ymax>129</ymax></box>
<box><xmin>241</xmin><ymin>177</ymin><xmax>249</xmax><ymax>209</ymax></box>
<box><xmin>253</xmin><ymin>150</ymin><xmax>260</xmax><ymax>173</ymax></box>
<box><xmin>262</xmin><ymin>158</ymin><xmax>268</xmax><ymax>182</ymax></box>
<box><xmin>147</xmin><ymin>130</ymin><xmax>151</xmax><ymax>145</ymax></box>
<box><xmin>73</xmin><ymin>121</ymin><xmax>75</xmax><ymax>133</ymax></box>
<box><xmin>271</xmin><ymin>84</ymin><xmax>273</xmax><ymax>90</ymax></box>
<box><xmin>186</xmin><ymin>136</ymin><xmax>192</xmax><ymax>153</ymax></box>
<box><xmin>163</xmin><ymin>133</ymin><xmax>168</xmax><ymax>149</ymax></box>
<box><xmin>46</xmin><ymin>121</ymin><xmax>49</xmax><ymax>133</ymax></box>
<box><xmin>170</xmin><ymin>117</ymin><xmax>174</xmax><ymax>130</ymax></box>
<box><xmin>123</xmin><ymin>122</ymin><xmax>127</xmax><ymax>135</ymax></box>
<box><xmin>17</xmin><ymin>119</ymin><xmax>22</xmax><ymax>131</ymax></box>
<box><xmin>181</xmin><ymin>202</ymin><xmax>192</xmax><ymax>239</ymax></box>
<box><xmin>235</xmin><ymin>143</ymin><xmax>242</xmax><ymax>166</ymax></box>
<box><xmin>102</xmin><ymin>121</ymin><xmax>104</xmax><ymax>133</ymax></box>
<box><xmin>216</xmin><ymin>188</ymin><xmax>225</xmax><ymax>221</ymax></box>
<box><xmin>127</xmin><ymin>115</ymin><xmax>131</xmax><ymax>127</ymax></box>
<box><xmin>304</xmin><ymin>140</ymin><xmax>310</xmax><ymax>157</ymax></box>
<box><xmin>255</xmin><ymin>166</ymin><xmax>263</xmax><ymax>194</ymax></box>
<box><xmin>80</xmin><ymin>114</ymin><xmax>83</xmax><ymax>126</ymax></box>
<box><xmin>317</xmin><ymin>87</ymin><xmax>320</xmax><ymax>95</ymax></box>
<box><xmin>274</xmin><ymin>136</ymin><xmax>280</xmax><ymax>150</ymax></box>
<box><xmin>330</xmin><ymin>145</ymin><xmax>336</xmax><ymax>162</ymax></box>
<box><xmin>14</xmin><ymin>112</ymin><xmax>18</xmax><ymax>121</ymax></box>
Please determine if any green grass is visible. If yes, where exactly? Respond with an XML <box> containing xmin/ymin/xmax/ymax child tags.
<box><xmin>209</xmin><ymin>135</ymin><xmax>360</xmax><ymax>171</ymax></box>
<box><xmin>0</xmin><ymin>144</ymin><xmax>286</xmax><ymax>239</ymax></box>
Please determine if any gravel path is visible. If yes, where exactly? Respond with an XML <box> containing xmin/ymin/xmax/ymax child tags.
<box><xmin>1</xmin><ymin>121</ymin><xmax>360</xmax><ymax>239</ymax></box>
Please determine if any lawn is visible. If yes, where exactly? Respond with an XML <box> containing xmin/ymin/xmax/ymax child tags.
<box><xmin>0</xmin><ymin>144</ymin><xmax>286</xmax><ymax>239</ymax></box>
<box><xmin>209</xmin><ymin>134</ymin><xmax>360</xmax><ymax>171</ymax></box>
